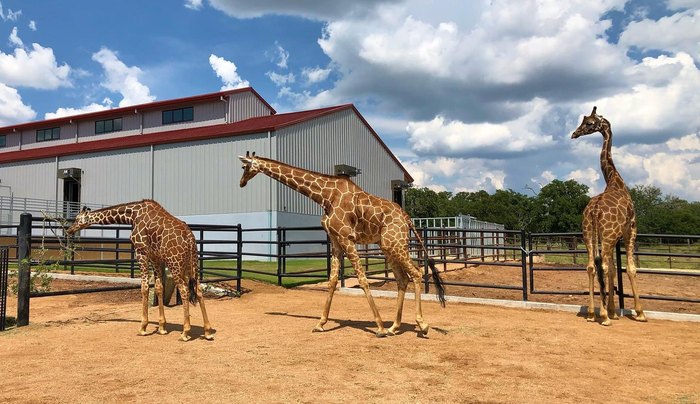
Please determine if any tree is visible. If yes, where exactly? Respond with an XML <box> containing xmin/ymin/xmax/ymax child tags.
<box><xmin>534</xmin><ymin>180</ymin><xmax>590</xmax><ymax>233</ymax></box>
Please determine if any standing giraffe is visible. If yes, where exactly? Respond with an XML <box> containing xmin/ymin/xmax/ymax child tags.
<box><xmin>571</xmin><ymin>106</ymin><xmax>646</xmax><ymax>325</ymax></box>
<box><xmin>66</xmin><ymin>199</ymin><xmax>214</xmax><ymax>341</ymax></box>
<box><xmin>239</xmin><ymin>152</ymin><xmax>445</xmax><ymax>337</ymax></box>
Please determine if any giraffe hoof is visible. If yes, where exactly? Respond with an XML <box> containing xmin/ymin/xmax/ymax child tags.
<box><xmin>157</xmin><ymin>328</ymin><xmax>168</xmax><ymax>335</ymax></box>
<box><xmin>138</xmin><ymin>330</ymin><xmax>149</xmax><ymax>336</ymax></box>
<box><xmin>586</xmin><ymin>316</ymin><xmax>596</xmax><ymax>322</ymax></box>
<box><xmin>601</xmin><ymin>319</ymin><xmax>611</xmax><ymax>326</ymax></box>
<box><xmin>312</xmin><ymin>325</ymin><xmax>325</xmax><ymax>333</ymax></box>
<box><xmin>375</xmin><ymin>330</ymin><xmax>388</xmax><ymax>338</ymax></box>
<box><xmin>179</xmin><ymin>334</ymin><xmax>192</xmax><ymax>342</ymax></box>
<box><xmin>635</xmin><ymin>313</ymin><xmax>648</xmax><ymax>322</ymax></box>
<box><xmin>204</xmin><ymin>334</ymin><xmax>215</xmax><ymax>341</ymax></box>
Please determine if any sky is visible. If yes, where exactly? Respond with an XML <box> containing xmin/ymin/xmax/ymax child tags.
<box><xmin>1</xmin><ymin>0</ymin><xmax>699</xmax><ymax>201</ymax></box>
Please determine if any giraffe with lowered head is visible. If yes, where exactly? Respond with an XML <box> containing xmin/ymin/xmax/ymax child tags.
<box><xmin>239</xmin><ymin>152</ymin><xmax>446</xmax><ymax>337</ymax></box>
<box><xmin>571</xmin><ymin>106</ymin><xmax>646</xmax><ymax>325</ymax></box>
<box><xmin>66</xmin><ymin>199</ymin><xmax>214</xmax><ymax>341</ymax></box>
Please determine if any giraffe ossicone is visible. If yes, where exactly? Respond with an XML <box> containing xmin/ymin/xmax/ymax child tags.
<box><xmin>572</xmin><ymin>107</ymin><xmax>646</xmax><ymax>325</ymax></box>
<box><xmin>239</xmin><ymin>154</ymin><xmax>446</xmax><ymax>337</ymax></box>
<box><xmin>66</xmin><ymin>199</ymin><xmax>215</xmax><ymax>341</ymax></box>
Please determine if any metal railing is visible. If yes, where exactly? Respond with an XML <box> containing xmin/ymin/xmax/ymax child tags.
<box><xmin>0</xmin><ymin>246</ymin><xmax>8</xmax><ymax>331</ymax></box>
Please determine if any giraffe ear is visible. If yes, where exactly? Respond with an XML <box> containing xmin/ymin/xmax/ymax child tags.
<box><xmin>246</xmin><ymin>151</ymin><xmax>250</xmax><ymax>157</ymax></box>
<box><xmin>252</xmin><ymin>151</ymin><xmax>256</xmax><ymax>157</ymax></box>
<box><xmin>591</xmin><ymin>106</ymin><xmax>597</xmax><ymax>116</ymax></box>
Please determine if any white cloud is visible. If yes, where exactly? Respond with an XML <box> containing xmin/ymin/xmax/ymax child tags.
<box><xmin>666</xmin><ymin>0</ymin><xmax>700</xmax><ymax>10</ymax></box>
<box><xmin>301</xmin><ymin>66</ymin><xmax>331</xmax><ymax>84</ymax></box>
<box><xmin>274</xmin><ymin>42</ymin><xmax>289</xmax><ymax>69</ymax></box>
<box><xmin>0</xmin><ymin>2</ymin><xmax>21</xmax><ymax>21</ymax></box>
<box><xmin>403</xmin><ymin>157</ymin><xmax>506</xmax><ymax>193</ymax></box>
<box><xmin>205</xmin><ymin>0</ymin><xmax>402</xmax><ymax>20</ymax></box>
<box><xmin>28</xmin><ymin>20</ymin><xmax>36</xmax><ymax>31</ymax></box>
<box><xmin>619</xmin><ymin>9</ymin><xmax>700</xmax><ymax>63</ymax></box>
<box><xmin>0</xmin><ymin>43</ymin><xmax>71</xmax><ymax>89</ymax></box>
<box><xmin>566</xmin><ymin>167</ymin><xmax>601</xmax><ymax>196</ymax></box>
<box><xmin>92</xmin><ymin>47</ymin><xmax>155</xmax><ymax>107</ymax></box>
<box><xmin>266</xmin><ymin>71</ymin><xmax>295</xmax><ymax>86</ymax></box>
<box><xmin>44</xmin><ymin>99</ymin><xmax>113</xmax><ymax>120</ymax></box>
<box><xmin>208</xmin><ymin>54</ymin><xmax>250</xmax><ymax>90</ymax></box>
<box><xmin>406</xmin><ymin>98</ymin><xmax>555</xmax><ymax>157</ymax></box>
<box><xmin>0</xmin><ymin>82</ymin><xmax>35</xmax><ymax>125</ymax></box>
<box><xmin>184</xmin><ymin>0</ymin><xmax>204</xmax><ymax>10</ymax></box>
<box><xmin>8</xmin><ymin>26</ymin><xmax>22</xmax><ymax>48</ymax></box>
<box><xmin>590</xmin><ymin>53</ymin><xmax>700</xmax><ymax>142</ymax></box>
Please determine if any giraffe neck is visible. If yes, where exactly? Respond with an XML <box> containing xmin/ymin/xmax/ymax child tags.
<box><xmin>599</xmin><ymin>125</ymin><xmax>625</xmax><ymax>189</ymax></box>
<box><xmin>88</xmin><ymin>202</ymin><xmax>141</xmax><ymax>225</ymax></box>
<box><xmin>256</xmin><ymin>158</ymin><xmax>334</xmax><ymax>206</ymax></box>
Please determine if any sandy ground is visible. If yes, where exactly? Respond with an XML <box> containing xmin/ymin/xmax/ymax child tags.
<box><xmin>1</xmin><ymin>278</ymin><xmax>699</xmax><ymax>404</ymax></box>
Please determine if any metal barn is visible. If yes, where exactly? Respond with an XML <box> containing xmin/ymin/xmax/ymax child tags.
<box><xmin>0</xmin><ymin>88</ymin><xmax>413</xmax><ymax>254</ymax></box>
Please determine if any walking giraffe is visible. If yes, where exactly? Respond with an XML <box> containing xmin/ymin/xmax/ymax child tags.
<box><xmin>238</xmin><ymin>152</ymin><xmax>446</xmax><ymax>337</ymax></box>
<box><xmin>66</xmin><ymin>199</ymin><xmax>214</xmax><ymax>341</ymax></box>
<box><xmin>571</xmin><ymin>106</ymin><xmax>646</xmax><ymax>325</ymax></box>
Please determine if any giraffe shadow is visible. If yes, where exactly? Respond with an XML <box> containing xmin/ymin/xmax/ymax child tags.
<box><xmin>264</xmin><ymin>311</ymin><xmax>420</xmax><ymax>337</ymax></box>
<box><xmin>102</xmin><ymin>318</ymin><xmax>216</xmax><ymax>341</ymax></box>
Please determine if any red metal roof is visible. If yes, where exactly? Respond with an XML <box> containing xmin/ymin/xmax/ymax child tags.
<box><xmin>0</xmin><ymin>87</ymin><xmax>275</xmax><ymax>132</ymax></box>
<box><xmin>0</xmin><ymin>103</ymin><xmax>413</xmax><ymax>182</ymax></box>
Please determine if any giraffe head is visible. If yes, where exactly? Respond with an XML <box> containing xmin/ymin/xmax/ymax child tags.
<box><xmin>571</xmin><ymin>106</ymin><xmax>607</xmax><ymax>139</ymax></box>
<box><xmin>238</xmin><ymin>151</ymin><xmax>261</xmax><ymax>187</ymax></box>
<box><xmin>65</xmin><ymin>206</ymin><xmax>93</xmax><ymax>235</ymax></box>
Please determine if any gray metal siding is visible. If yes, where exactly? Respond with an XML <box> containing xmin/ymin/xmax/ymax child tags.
<box><xmin>229</xmin><ymin>92</ymin><xmax>273</xmax><ymax>122</ymax></box>
<box><xmin>0</xmin><ymin>158</ymin><xmax>56</xmax><ymax>200</ymax></box>
<box><xmin>276</xmin><ymin>109</ymin><xmax>405</xmax><ymax>216</ymax></box>
<box><xmin>152</xmin><ymin>133</ymin><xmax>274</xmax><ymax>215</ymax></box>
<box><xmin>59</xmin><ymin>148</ymin><xmax>152</xmax><ymax>205</ymax></box>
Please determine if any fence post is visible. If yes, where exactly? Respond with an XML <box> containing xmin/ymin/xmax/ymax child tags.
<box><xmin>340</xmin><ymin>252</ymin><xmax>346</xmax><ymax>288</ymax></box>
<box><xmin>276</xmin><ymin>227</ymin><xmax>283</xmax><ymax>286</ymax></box>
<box><xmin>325</xmin><ymin>234</ymin><xmax>331</xmax><ymax>279</ymax></box>
<box><xmin>615</xmin><ymin>240</ymin><xmax>625</xmax><ymax>311</ymax></box>
<box><xmin>199</xmin><ymin>229</ymin><xmax>205</xmax><ymax>281</ymax></box>
<box><xmin>520</xmin><ymin>230</ymin><xmax>528</xmax><ymax>301</ymax></box>
<box><xmin>1</xmin><ymin>247</ymin><xmax>8</xmax><ymax>331</ymax></box>
<box><xmin>423</xmin><ymin>227</ymin><xmax>430</xmax><ymax>294</ymax></box>
<box><xmin>236</xmin><ymin>225</ymin><xmax>242</xmax><ymax>293</ymax></box>
<box><xmin>17</xmin><ymin>213</ymin><xmax>31</xmax><ymax>327</ymax></box>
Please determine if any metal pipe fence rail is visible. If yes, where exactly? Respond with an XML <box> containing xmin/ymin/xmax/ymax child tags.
<box><xmin>0</xmin><ymin>246</ymin><xmax>8</xmax><ymax>331</ymax></box>
<box><xmin>528</xmin><ymin>232</ymin><xmax>700</xmax><ymax>310</ymax></box>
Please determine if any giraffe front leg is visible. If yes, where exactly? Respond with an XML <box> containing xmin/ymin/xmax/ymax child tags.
<box><xmin>194</xmin><ymin>281</ymin><xmax>215</xmax><ymax>340</ymax></box>
<box><xmin>178</xmin><ymin>283</ymin><xmax>192</xmax><ymax>342</ymax></box>
<box><xmin>314</xmin><ymin>251</ymin><xmax>340</xmax><ymax>333</ymax></box>
<box><xmin>387</xmin><ymin>273</ymin><xmax>407</xmax><ymax>335</ymax></box>
<box><xmin>625</xmin><ymin>234</ymin><xmax>646</xmax><ymax>322</ymax></box>
<box><xmin>607</xmin><ymin>257</ymin><xmax>619</xmax><ymax>320</ymax></box>
<box><xmin>137</xmin><ymin>256</ymin><xmax>151</xmax><ymax>336</ymax></box>
<box><xmin>154</xmin><ymin>264</ymin><xmax>168</xmax><ymax>335</ymax></box>
<box><xmin>343</xmin><ymin>242</ymin><xmax>387</xmax><ymax>337</ymax></box>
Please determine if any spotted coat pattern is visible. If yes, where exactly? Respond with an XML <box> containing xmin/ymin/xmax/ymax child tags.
<box><xmin>66</xmin><ymin>199</ymin><xmax>214</xmax><ymax>340</ymax></box>
<box><xmin>572</xmin><ymin>107</ymin><xmax>646</xmax><ymax>325</ymax></box>
<box><xmin>239</xmin><ymin>154</ymin><xmax>445</xmax><ymax>337</ymax></box>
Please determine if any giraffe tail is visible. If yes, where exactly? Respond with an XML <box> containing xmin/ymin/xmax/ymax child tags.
<box><xmin>427</xmin><ymin>258</ymin><xmax>447</xmax><ymax>307</ymax></box>
<box><xmin>594</xmin><ymin>255</ymin><xmax>606</xmax><ymax>303</ymax></box>
<box><xmin>188</xmin><ymin>278</ymin><xmax>198</xmax><ymax>305</ymax></box>
<box><xmin>408</xmin><ymin>220</ymin><xmax>446</xmax><ymax>307</ymax></box>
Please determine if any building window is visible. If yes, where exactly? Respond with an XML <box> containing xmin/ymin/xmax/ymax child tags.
<box><xmin>95</xmin><ymin>117</ymin><xmax>122</xmax><ymax>134</ymax></box>
<box><xmin>162</xmin><ymin>106</ymin><xmax>194</xmax><ymax>125</ymax></box>
<box><xmin>0</xmin><ymin>135</ymin><xmax>5</xmax><ymax>147</ymax></box>
<box><xmin>36</xmin><ymin>127</ymin><xmax>60</xmax><ymax>142</ymax></box>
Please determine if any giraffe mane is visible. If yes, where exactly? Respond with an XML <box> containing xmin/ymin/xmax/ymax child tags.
<box><xmin>254</xmin><ymin>156</ymin><xmax>356</xmax><ymax>182</ymax></box>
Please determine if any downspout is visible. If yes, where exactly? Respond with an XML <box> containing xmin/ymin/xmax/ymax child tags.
<box><xmin>150</xmin><ymin>144</ymin><xmax>154</xmax><ymax>199</ymax></box>
<box><xmin>268</xmin><ymin>130</ymin><xmax>273</xmax><ymax>259</ymax></box>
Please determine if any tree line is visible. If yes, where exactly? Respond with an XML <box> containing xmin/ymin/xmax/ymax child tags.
<box><xmin>404</xmin><ymin>180</ymin><xmax>700</xmax><ymax>235</ymax></box>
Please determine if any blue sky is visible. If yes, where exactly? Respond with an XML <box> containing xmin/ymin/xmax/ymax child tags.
<box><xmin>1</xmin><ymin>0</ymin><xmax>699</xmax><ymax>201</ymax></box>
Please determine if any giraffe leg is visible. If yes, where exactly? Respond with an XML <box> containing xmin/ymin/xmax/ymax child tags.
<box><xmin>624</xmin><ymin>234</ymin><xmax>646</xmax><ymax>322</ymax></box>
<box><xmin>607</xmin><ymin>255</ymin><xmax>619</xmax><ymax>320</ymax></box>
<box><xmin>137</xmin><ymin>255</ymin><xmax>151</xmax><ymax>336</ymax></box>
<box><xmin>584</xmin><ymin>240</ymin><xmax>596</xmax><ymax>321</ymax></box>
<box><xmin>408</xmin><ymin>265</ymin><xmax>430</xmax><ymax>335</ymax></box>
<box><xmin>313</xmin><ymin>248</ymin><xmax>340</xmax><ymax>333</ymax></box>
<box><xmin>599</xmin><ymin>245</ymin><xmax>613</xmax><ymax>326</ymax></box>
<box><xmin>154</xmin><ymin>263</ymin><xmax>168</xmax><ymax>335</ymax></box>
<box><xmin>178</xmin><ymin>282</ymin><xmax>192</xmax><ymax>342</ymax></box>
<box><xmin>387</xmin><ymin>262</ymin><xmax>408</xmax><ymax>335</ymax></box>
<box><xmin>343</xmin><ymin>240</ymin><xmax>387</xmax><ymax>337</ymax></box>
<box><xmin>194</xmin><ymin>280</ymin><xmax>215</xmax><ymax>340</ymax></box>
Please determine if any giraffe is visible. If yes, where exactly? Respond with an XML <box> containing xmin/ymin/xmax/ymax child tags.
<box><xmin>238</xmin><ymin>152</ymin><xmax>446</xmax><ymax>337</ymax></box>
<box><xmin>66</xmin><ymin>199</ymin><xmax>214</xmax><ymax>341</ymax></box>
<box><xmin>571</xmin><ymin>106</ymin><xmax>646</xmax><ymax>326</ymax></box>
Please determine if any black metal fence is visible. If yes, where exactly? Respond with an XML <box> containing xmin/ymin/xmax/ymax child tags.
<box><xmin>4</xmin><ymin>213</ymin><xmax>698</xmax><ymax>329</ymax></box>
<box><xmin>0</xmin><ymin>246</ymin><xmax>8</xmax><ymax>331</ymax></box>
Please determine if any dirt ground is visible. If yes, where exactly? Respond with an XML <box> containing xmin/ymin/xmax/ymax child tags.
<box><xmin>1</xmin><ymin>277</ymin><xmax>699</xmax><ymax>403</ymax></box>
